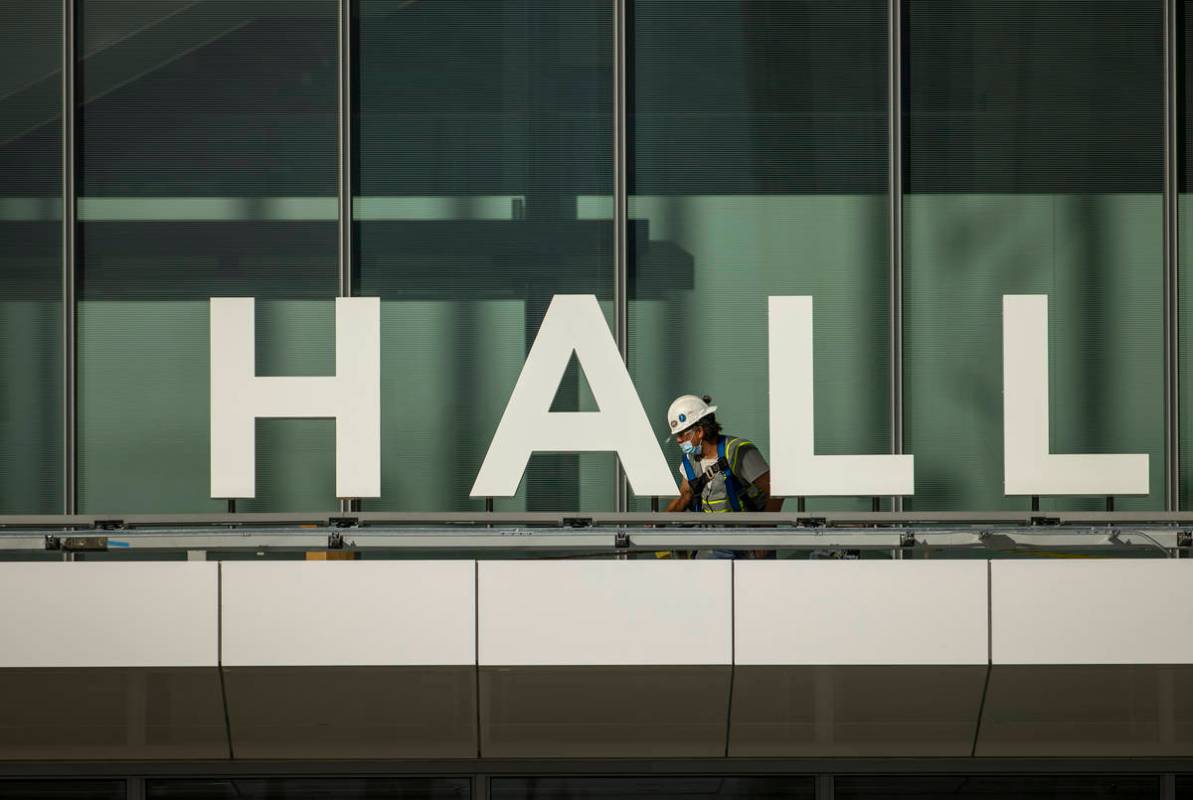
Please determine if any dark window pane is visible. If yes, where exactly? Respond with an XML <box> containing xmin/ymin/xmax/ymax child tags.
<box><xmin>148</xmin><ymin>778</ymin><xmax>470</xmax><ymax>800</ymax></box>
<box><xmin>0</xmin><ymin>0</ymin><xmax>62</xmax><ymax>513</ymax></box>
<box><xmin>491</xmin><ymin>776</ymin><xmax>814</xmax><ymax>800</ymax></box>
<box><xmin>356</xmin><ymin>0</ymin><xmax>614</xmax><ymax>512</ymax></box>
<box><xmin>77</xmin><ymin>0</ymin><xmax>338</xmax><ymax>513</ymax></box>
<box><xmin>906</xmin><ymin>3</ymin><xmax>1160</xmax><ymax>193</ymax></box>
<box><xmin>0</xmin><ymin>781</ymin><xmax>124</xmax><ymax>800</ymax></box>
<box><xmin>629</xmin><ymin>0</ymin><xmax>888</xmax><ymax>513</ymax></box>
<box><xmin>1179</xmin><ymin>0</ymin><xmax>1193</xmax><ymax>508</ymax></box>
<box><xmin>904</xmin><ymin>0</ymin><xmax>1163</xmax><ymax>511</ymax></box>
<box><xmin>835</xmin><ymin>775</ymin><xmax>1160</xmax><ymax>799</ymax></box>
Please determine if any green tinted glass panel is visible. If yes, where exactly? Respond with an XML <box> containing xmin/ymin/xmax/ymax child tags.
<box><xmin>77</xmin><ymin>0</ymin><xmax>338</xmax><ymax>513</ymax></box>
<box><xmin>1179</xmin><ymin>0</ymin><xmax>1193</xmax><ymax>509</ymax></box>
<box><xmin>904</xmin><ymin>1</ymin><xmax>1163</xmax><ymax>511</ymax></box>
<box><xmin>629</xmin><ymin>0</ymin><xmax>889</xmax><ymax>511</ymax></box>
<box><xmin>356</xmin><ymin>0</ymin><xmax>614</xmax><ymax>512</ymax></box>
<box><xmin>0</xmin><ymin>0</ymin><xmax>62</xmax><ymax>513</ymax></box>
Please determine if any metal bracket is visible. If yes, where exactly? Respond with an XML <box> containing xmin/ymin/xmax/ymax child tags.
<box><xmin>328</xmin><ymin>516</ymin><xmax>358</xmax><ymax>529</ymax></box>
<box><xmin>93</xmin><ymin>519</ymin><xmax>124</xmax><ymax>531</ymax></box>
<box><xmin>327</xmin><ymin>531</ymin><xmax>347</xmax><ymax>549</ymax></box>
<box><xmin>61</xmin><ymin>536</ymin><xmax>109</xmax><ymax>552</ymax></box>
<box><xmin>563</xmin><ymin>516</ymin><xmax>593</xmax><ymax>528</ymax></box>
<box><xmin>797</xmin><ymin>516</ymin><xmax>827</xmax><ymax>528</ymax></box>
<box><xmin>614</xmin><ymin>531</ymin><xmax>630</xmax><ymax>549</ymax></box>
<box><xmin>899</xmin><ymin>531</ymin><xmax>917</xmax><ymax>548</ymax></box>
<box><xmin>1030</xmin><ymin>515</ymin><xmax>1061</xmax><ymax>527</ymax></box>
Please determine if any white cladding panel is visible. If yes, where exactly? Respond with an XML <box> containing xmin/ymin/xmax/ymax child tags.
<box><xmin>478</xmin><ymin>561</ymin><xmax>732</xmax><ymax>666</ymax></box>
<box><xmin>221</xmin><ymin>561</ymin><xmax>476</xmax><ymax>667</ymax></box>
<box><xmin>735</xmin><ymin>561</ymin><xmax>988</xmax><ymax>665</ymax></box>
<box><xmin>0</xmin><ymin>563</ymin><xmax>217</xmax><ymax>668</ymax></box>
<box><xmin>991</xmin><ymin>560</ymin><xmax>1193</xmax><ymax>665</ymax></box>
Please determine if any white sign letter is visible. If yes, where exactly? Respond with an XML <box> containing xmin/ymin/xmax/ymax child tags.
<box><xmin>210</xmin><ymin>297</ymin><xmax>380</xmax><ymax>499</ymax></box>
<box><xmin>768</xmin><ymin>296</ymin><xmax>914</xmax><ymax>496</ymax></box>
<box><xmin>471</xmin><ymin>294</ymin><xmax>675</xmax><ymax>497</ymax></box>
<box><xmin>1003</xmin><ymin>294</ymin><xmax>1148</xmax><ymax>496</ymax></box>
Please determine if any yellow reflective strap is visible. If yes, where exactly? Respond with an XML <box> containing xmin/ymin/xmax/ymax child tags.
<box><xmin>728</xmin><ymin>437</ymin><xmax>753</xmax><ymax>473</ymax></box>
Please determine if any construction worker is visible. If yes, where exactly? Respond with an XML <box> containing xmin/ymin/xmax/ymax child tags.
<box><xmin>664</xmin><ymin>394</ymin><xmax>783</xmax><ymax>516</ymax></box>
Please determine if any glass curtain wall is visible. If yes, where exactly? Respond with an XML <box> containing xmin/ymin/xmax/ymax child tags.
<box><xmin>0</xmin><ymin>782</ymin><xmax>125</xmax><ymax>800</ymax></box>
<box><xmin>356</xmin><ymin>0</ymin><xmax>615</xmax><ymax>512</ymax></box>
<box><xmin>491</xmin><ymin>777</ymin><xmax>815</xmax><ymax>799</ymax></box>
<box><xmin>835</xmin><ymin>775</ymin><xmax>1161</xmax><ymax>798</ymax></box>
<box><xmin>628</xmin><ymin>0</ymin><xmax>889</xmax><ymax>511</ymax></box>
<box><xmin>9</xmin><ymin>0</ymin><xmax>1180</xmax><ymax>516</ymax></box>
<box><xmin>0</xmin><ymin>0</ymin><xmax>62</xmax><ymax>513</ymax></box>
<box><xmin>1180</xmin><ymin>0</ymin><xmax>1193</xmax><ymax>509</ymax></box>
<box><xmin>903</xmin><ymin>0</ymin><xmax>1164</xmax><ymax>511</ymax></box>
<box><xmin>147</xmin><ymin>778</ymin><xmax>470</xmax><ymax>799</ymax></box>
<box><xmin>77</xmin><ymin>0</ymin><xmax>339</xmax><ymax>512</ymax></box>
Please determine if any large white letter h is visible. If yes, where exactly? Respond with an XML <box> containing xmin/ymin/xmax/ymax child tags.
<box><xmin>210</xmin><ymin>297</ymin><xmax>381</xmax><ymax>499</ymax></box>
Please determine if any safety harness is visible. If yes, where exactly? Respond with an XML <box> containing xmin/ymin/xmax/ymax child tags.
<box><xmin>680</xmin><ymin>435</ymin><xmax>746</xmax><ymax>512</ymax></box>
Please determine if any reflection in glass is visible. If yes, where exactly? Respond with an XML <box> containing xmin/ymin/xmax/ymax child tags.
<box><xmin>904</xmin><ymin>1</ymin><xmax>1163</xmax><ymax>511</ymax></box>
<box><xmin>0</xmin><ymin>0</ymin><xmax>62</xmax><ymax>513</ymax></box>
<box><xmin>77</xmin><ymin>0</ymin><xmax>338</xmax><ymax>512</ymax></box>
<box><xmin>356</xmin><ymin>0</ymin><xmax>614</xmax><ymax>511</ymax></box>
<box><xmin>1179</xmin><ymin>0</ymin><xmax>1193</xmax><ymax>509</ymax></box>
<box><xmin>628</xmin><ymin>0</ymin><xmax>888</xmax><ymax>511</ymax></box>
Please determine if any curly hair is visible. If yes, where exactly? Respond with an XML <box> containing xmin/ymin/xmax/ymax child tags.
<box><xmin>696</xmin><ymin>414</ymin><xmax>722</xmax><ymax>439</ymax></box>
<box><xmin>696</xmin><ymin>395</ymin><xmax>722</xmax><ymax>439</ymax></box>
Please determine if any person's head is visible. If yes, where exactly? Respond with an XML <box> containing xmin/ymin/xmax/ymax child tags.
<box><xmin>667</xmin><ymin>394</ymin><xmax>722</xmax><ymax>456</ymax></box>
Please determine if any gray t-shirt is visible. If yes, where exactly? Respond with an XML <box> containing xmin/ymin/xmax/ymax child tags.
<box><xmin>676</xmin><ymin>436</ymin><xmax>769</xmax><ymax>512</ymax></box>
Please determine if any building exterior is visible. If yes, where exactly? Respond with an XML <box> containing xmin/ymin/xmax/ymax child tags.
<box><xmin>3</xmin><ymin>0</ymin><xmax>1193</xmax><ymax>797</ymax></box>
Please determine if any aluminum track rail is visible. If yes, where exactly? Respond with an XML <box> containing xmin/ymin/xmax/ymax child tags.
<box><xmin>0</xmin><ymin>513</ymin><xmax>1188</xmax><ymax>556</ymax></box>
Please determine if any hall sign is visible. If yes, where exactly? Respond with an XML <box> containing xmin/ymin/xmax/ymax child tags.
<box><xmin>209</xmin><ymin>295</ymin><xmax>1149</xmax><ymax>501</ymax></box>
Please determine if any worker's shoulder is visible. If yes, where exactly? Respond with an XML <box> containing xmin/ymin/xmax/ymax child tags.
<box><xmin>723</xmin><ymin>434</ymin><xmax>757</xmax><ymax>449</ymax></box>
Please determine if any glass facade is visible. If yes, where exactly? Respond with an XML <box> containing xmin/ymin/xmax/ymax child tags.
<box><xmin>0</xmin><ymin>782</ymin><xmax>124</xmax><ymax>800</ymax></box>
<box><xmin>356</xmin><ymin>0</ymin><xmax>613</xmax><ymax>511</ymax></box>
<box><xmin>834</xmin><ymin>775</ymin><xmax>1162</xmax><ymax>798</ymax></box>
<box><xmin>0</xmin><ymin>0</ymin><xmax>1189</xmax><ymax>514</ymax></box>
<box><xmin>77</xmin><ymin>0</ymin><xmax>338</xmax><ymax>514</ymax></box>
<box><xmin>903</xmin><ymin>0</ymin><xmax>1164</xmax><ymax>512</ymax></box>
<box><xmin>146</xmin><ymin>778</ymin><xmax>470</xmax><ymax>799</ymax></box>
<box><xmin>492</xmin><ymin>777</ymin><xmax>815</xmax><ymax>799</ymax></box>
<box><xmin>0</xmin><ymin>0</ymin><xmax>62</xmax><ymax>514</ymax></box>
<box><xmin>628</xmin><ymin>0</ymin><xmax>888</xmax><ymax>513</ymax></box>
<box><xmin>0</xmin><ymin>775</ymin><xmax>1181</xmax><ymax>800</ymax></box>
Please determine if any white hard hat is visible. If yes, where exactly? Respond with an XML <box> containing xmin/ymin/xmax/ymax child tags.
<box><xmin>667</xmin><ymin>394</ymin><xmax>717</xmax><ymax>436</ymax></box>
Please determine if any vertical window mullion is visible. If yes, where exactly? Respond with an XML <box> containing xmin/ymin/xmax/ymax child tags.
<box><xmin>62</xmin><ymin>0</ymin><xmax>77</xmax><ymax>515</ymax></box>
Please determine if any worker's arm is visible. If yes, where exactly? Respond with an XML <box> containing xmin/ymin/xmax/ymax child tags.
<box><xmin>664</xmin><ymin>478</ymin><xmax>694</xmax><ymax>512</ymax></box>
<box><xmin>752</xmin><ymin>471</ymin><xmax>784</xmax><ymax>512</ymax></box>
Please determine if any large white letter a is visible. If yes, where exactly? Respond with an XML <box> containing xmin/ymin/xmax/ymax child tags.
<box><xmin>470</xmin><ymin>294</ymin><xmax>676</xmax><ymax>497</ymax></box>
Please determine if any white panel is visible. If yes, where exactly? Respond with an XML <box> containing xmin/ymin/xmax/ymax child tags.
<box><xmin>210</xmin><ymin>296</ymin><xmax>381</xmax><ymax>499</ymax></box>
<box><xmin>992</xmin><ymin>560</ymin><xmax>1193</xmax><ymax>665</ymax></box>
<box><xmin>735</xmin><ymin>561</ymin><xmax>988</xmax><ymax>666</ymax></box>
<box><xmin>221</xmin><ymin>561</ymin><xmax>475</xmax><ymax>667</ymax></box>
<box><xmin>1002</xmin><ymin>295</ymin><xmax>1148</xmax><ymax>495</ymax></box>
<box><xmin>0</xmin><ymin>563</ymin><xmax>217</xmax><ymax>668</ymax></box>
<box><xmin>478</xmin><ymin>561</ymin><xmax>731</xmax><ymax>666</ymax></box>
<box><xmin>768</xmin><ymin>296</ymin><xmax>914</xmax><ymax>496</ymax></box>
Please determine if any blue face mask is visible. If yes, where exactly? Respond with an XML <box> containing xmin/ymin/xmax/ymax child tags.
<box><xmin>679</xmin><ymin>439</ymin><xmax>699</xmax><ymax>457</ymax></box>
